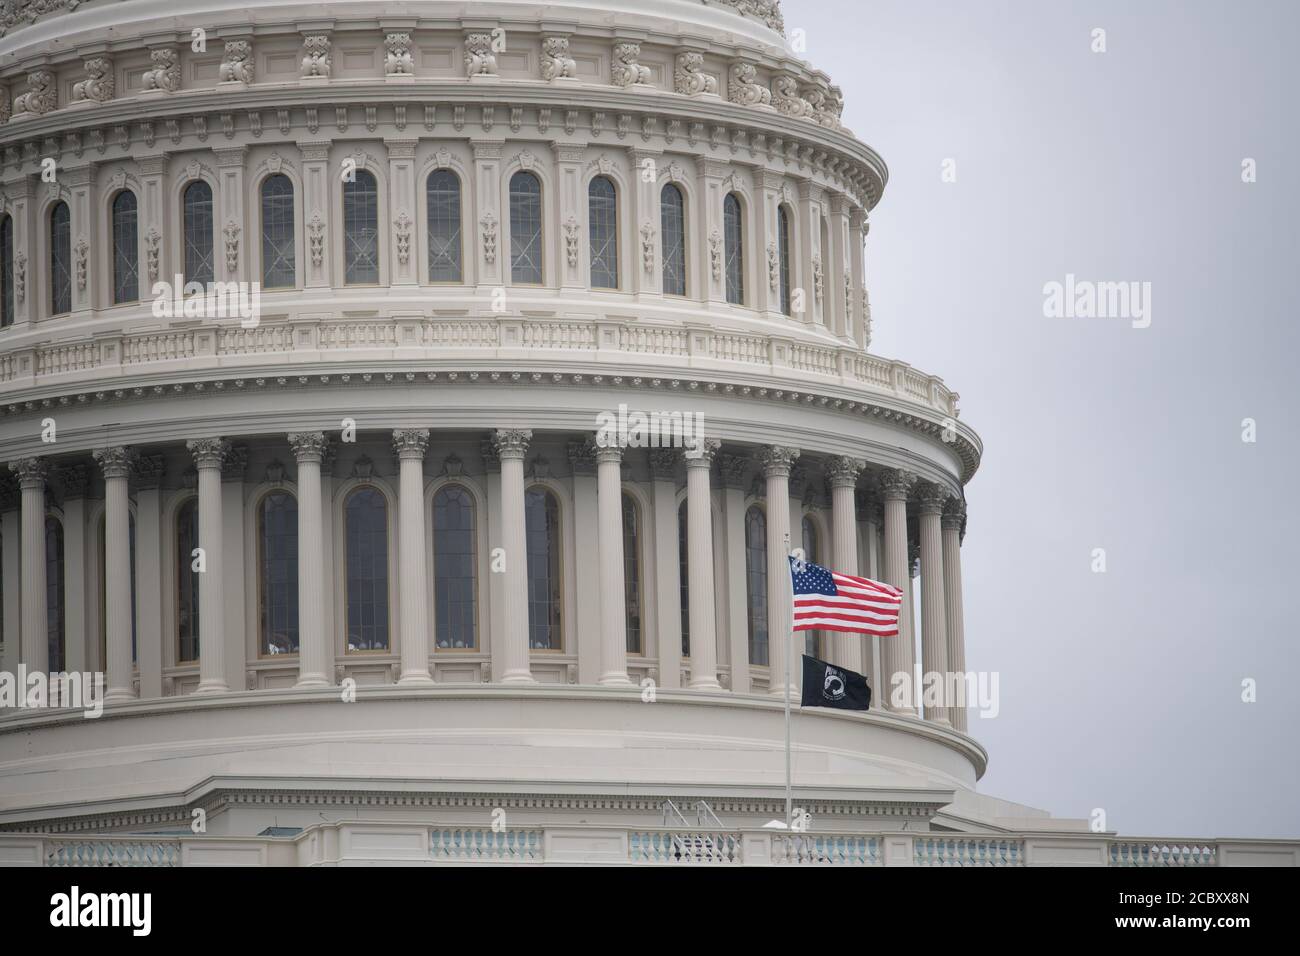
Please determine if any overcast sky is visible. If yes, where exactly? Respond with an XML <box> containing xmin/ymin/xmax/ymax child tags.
<box><xmin>793</xmin><ymin>0</ymin><xmax>1299</xmax><ymax>838</ymax></box>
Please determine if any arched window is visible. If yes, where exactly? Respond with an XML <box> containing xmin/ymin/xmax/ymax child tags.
<box><xmin>525</xmin><ymin>486</ymin><xmax>561</xmax><ymax>649</ymax></box>
<box><xmin>660</xmin><ymin>183</ymin><xmax>686</xmax><ymax>296</ymax></box>
<box><xmin>343</xmin><ymin>169</ymin><xmax>379</xmax><ymax>284</ymax></box>
<box><xmin>46</xmin><ymin>516</ymin><xmax>65</xmax><ymax>672</ymax></box>
<box><xmin>801</xmin><ymin>515</ymin><xmax>819</xmax><ymax>658</ymax></box>
<box><xmin>588</xmin><ymin>175</ymin><xmax>618</xmax><ymax>289</ymax></box>
<box><xmin>777</xmin><ymin>204</ymin><xmax>792</xmax><ymax>315</ymax></box>
<box><xmin>745</xmin><ymin>506</ymin><xmax>768</xmax><ymax>666</ymax></box>
<box><xmin>260</xmin><ymin>174</ymin><xmax>295</xmax><ymax>289</ymax></box>
<box><xmin>1</xmin><ymin>214</ymin><xmax>13</xmax><ymax>327</ymax></box>
<box><xmin>111</xmin><ymin>191</ymin><xmax>139</xmax><ymax>304</ymax></box>
<box><xmin>182</xmin><ymin>181</ymin><xmax>214</xmax><ymax>287</ymax></box>
<box><xmin>345</xmin><ymin>486</ymin><xmax>389</xmax><ymax>652</ymax></box>
<box><xmin>257</xmin><ymin>491</ymin><xmax>299</xmax><ymax>656</ymax></box>
<box><xmin>426</xmin><ymin>169</ymin><xmax>463</xmax><ymax>282</ymax></box>
<box><xmin>623</xmin><ymin>493</ymin><xmax>643</xmax><ymax>654</ymax></box>
<box><xmin>678</xmin><ymin>500</ymin><xmax>690</xmax><ymax>657</ymax></box>
<box><xmin>723</xmin><ymin>193</ymin><xmax>744</xmax><ymax>305</ymax></box>
<box><xmin>509</xmin><ymin>171</ymin><xmax>543</xmax><ymax>284</ymax></box>
<box><xmin>433</xmin><ymin>485</ymin><xmax>477</xmax><ymax>649</ymax></box>
<box><xmin>177</xmin><ymin>497</ymin><xmax>200</xmax><ymax>663</ymax></box>
<box><xmin>50</xmin><ymin>201</ymin><xmax>72</xmax><ymax>315</ymax></box>
<box><xmin>97</xmin><ymin>513</ymin><xmax>138</xmax><ymax>666</ymax></box>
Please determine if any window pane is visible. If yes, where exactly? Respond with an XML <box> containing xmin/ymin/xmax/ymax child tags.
<box><xmin>345</xmin><ymin>487</ymin><xmax>389</xmax><ymax>651</ymax></box>
<box><xmin>183</xmin><ymin>181</ymin><xmax>214</xmax><ymax>287</ymax></box>
<box><xmin>45</xmin><ymin>517</ymin><xmax>65</xmax><ymax>672</ymax></box>
<box><xmin>259</xmin><ymin>492</ymin><xmax>299</xmax><ymax>655</ymax></box>
<box><xmin>777</xmin><ymin>205</ymin><xmax>792</xmax><ymax>315</ymax></box>
<box><xmin>1</xmin><ymin>215</ymin><xmax>13</xmax><ymax>327</ymax></box>
<box><xmin>745</xmin><ymin>507</ymin><xmax>768</xmax><ymax>666</ymax></box>
<box><xmin>724</xmin><ymin>193</ymin><xmax>744</xmax><ymax>305</ymax></box>
<box><xmin>588</xmin><ymin>176</ymin><xmax>618</xmax><ymax>289</ymax></box>
<box><xmin>112</xmin><ymin>192</ymin><xmax>139</xmax><ymax>304</ymax></box>
<box><xmin>623</xmin><ymin>494</ymin><xmax>642</xmax><ymax>654</ymax></box>
<box><xmin>426</xmin><ymin>170</ymin><xmax>463</xmax><ymax>282</ymax></box>
<box><xmin>261</xmin><ymin>174</ymin><xmax>296</xmax><ymax>289</ymax></box>
<box><xmin>50</xmin><ymin>202</ymin><xmax>72</xmax><ymax>315</ymax></box>
<box><xmin>434</xmin><ymin>485</ymin><xmax>478</xmax><ymax>649</ymax></box>
<box><xmin>525</xmin><ymin>487</ymin><xmax>561</xmax><ymax>649</ymax></box>
<box><xmin>661</xmin><ymin>184</ymin><xmax>686</xmax><ymax>296</ymax></box>
<box><xmin>678</xmin><ymin>500</ymin><xmax>690</xmax><ymax>658</ymax></box>
<box><xmin>343</xmin><ymin>170</ymin><xmax>379</xmax><ymax>284</ymax></box>
<box><xmin>509</xmin><ymin>172</ymin><xmax>543</xmax><ymax>285</ymax></box>
<box><xmin>177</xmin><ymin>498</ymin><xmax>200</xmax><ymax>663</ymax></box>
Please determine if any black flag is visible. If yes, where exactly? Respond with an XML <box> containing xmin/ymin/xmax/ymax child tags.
<box><xmin>800</xmin><ymin>655</ymin><xmax>871</xmax><ymax>711</ymax></box>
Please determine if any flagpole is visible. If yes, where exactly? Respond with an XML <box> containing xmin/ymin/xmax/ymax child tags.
<box><xmin>784</xmin><ymin>532</ymin><xmax>793</xmax><ymax>831</ymax></box>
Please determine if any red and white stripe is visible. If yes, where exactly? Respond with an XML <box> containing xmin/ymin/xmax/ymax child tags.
<box><xmin>793</xmin><ymin>571</ymin><xmax>903</xmax><ymax>636</ymax></box>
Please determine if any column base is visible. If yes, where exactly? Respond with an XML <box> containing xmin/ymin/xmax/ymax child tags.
<box><xmin>689</xmin><ymin>677</ymin><xmax>722</xmax><ymax>691</ymax></box>
<box><xmin>499</xmin><ymin>670</ymin><xmax>537</xmax><ymax>685</ymax></box>
<box><xmin>598</xmin><ymin>673</ymin><xmax>633</xmax><ymax>687</ymax></box>
<box><xmin>103</xmin><ymin>688</ymin><xmax>137</xmax><ymax>704</ymax></box>
<box><xmin>397</xmin><ymin>671</ymin><xmax>435</xmax><ymax>686</ymax></box>
<box><xmin>192</xmin><ymin>679</ymin><xmax>230</xmax><ymax>695</ymax></box>
<box><xmin>294</xmin><ymin>674</ymin><xmax>331</xmax><ymax>689</ymax></box>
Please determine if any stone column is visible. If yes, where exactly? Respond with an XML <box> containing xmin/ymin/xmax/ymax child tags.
<box><xmin>567</xmin><ymin>439</ymin><xmax>601</xmax><ymax>684</ymax></box>
<box><xmin>942</xmin><ymin>497</ymin><xmax>969</xmax><ymax>733</ymax></box>
<box><xmin>10</xmin><ymin>459</ymin><xmax>48</xmax><ymax>674</ymax></box>
<box><xmin>848</xmin><ymin>207</ymin><xmax>867</xmax><ymax>347</ymax></box>
<box><xmin>298</xmin><ymin>141</ymin><xmax>332</xmax><ymax>290</ymax></box>
<box><xmin>386</xmin><ymin>138</ymin><xmax>419</xmax><ymax>287</ymax></box>
<box><xmin>289</xmin><ymin>433</ymin><xmax>329</xmax><ymax>687</ymax></box>
<box><xmin>648</xmin><ymin>450</ymin><xmax>681</xmax><ymax>690</ymax></box>
<box><xmin>94</xmin><ymin>447</ymin><xmax>137</xmax><ymax>702</ymax></box>
<box><xmin>628</xmin><ymin>147</ymin><xmax>663</xmax><ymax>298</ymax></box>
<box><xmin>596</xmin><ymin>439</ymin><xmax>631</xmax><ymax>686</ymax></box>
<box><xmin>758</xmin><ymin>445</ymin><xmax>799</xmax><ymax>697</ymax></box>
<box><xmin>553</xmin><ymin>142</ymin><xmax>586</xmax><ymax>291</ymax></box>
<box><xmin>0</xmin><ymin>478</ymin><xmax>20</xmax><ymax>678</ymax></box>
<box><xmin>392</xmin><ymin>429</ymin><xmax>433</xmax><ymax>684</ymax></box>
<box><xmin>826</xmin><ymin>195</ymin><xmax>851</xmax><ymax>340</ymax></box>
<box><xmin>474</xmin><ymin>141</ymin><xmax>505</xmax><ymax>288</ymax></box>
<box><xmin>756</xmin><ymin>171</ymin><xmax>784</xmax><ymax>319</ymax></box>
<box><xmin>221</xmin><ymin>448</ymin><xmax>249</xmax><ymax>690</ymax></box>
<box><xmin>137</xmin><ymin>154</ymin><xmax>169</xmax><ymax>293</ymax></box>
<box><xmin>213</xmin><ymin>146</ymin><xmax>246</xmax><ymax>283</ymax></box>
<box><xmin>685</xmin><ymin>439</ymin><xmax>721</xmax><ymax>689</ymax></box>
<box><xmin>187</xmin><ymin>439</ymin><xmax>229</xmax><ymax>694</ymax></box>
<box><xmin>827</xmin><ymin>456</ymin><xmax>865</xmax><ymax>672</ymax></box>
<box><xmin>493</xmin><ymin>429</ymin><xmax>534</xmax><ymax>683</ymax></box>
<box><xmin>66</xmin><ymin>164</ymin><xmax>97</xmax><ymax>316</ymax></box>
<box><xmin>916</xmin><ymin>482</ymin><xmax>951</xmax><ymax>726</ymax></box>
<box><xmin>698</xmin><ymin>159</ymin><xmax>730</xmax><ymax>306</ymax></box>
<box><xmin>795</xmin><ymin>180</ymin><xmax>819</xmax><ymax>327</ymax></box>
<box><xmin>856</xmin><ymin>490</ymin><xmax>883</xmax><ymax>704</ymax></box>
<box><xmin>718</xmin><ymin>453</ymin><xmax>750</xmax><ymax>693</ymax></box>
<box><xmin>5</xmin><ymin>179</ymin><xmax>32</xmax><ymax>328</ymax></box>
<box><xmin>59</xmin><ymin>466</ymin><xmax>88</xmax><ymax>674</ymax></box>
<box><xmin>133</xmin><ymin>455</ymin><xmax>165</xmax><ymax>699</ymax></box>
<box><xmin>878</xmin><ymin>468</ymin><xmax>915</xmax><ymax>715</ymax></box>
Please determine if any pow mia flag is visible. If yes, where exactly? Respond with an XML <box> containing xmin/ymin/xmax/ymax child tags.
<box><xmin>801</xmin><ymin>655</ymin><xmax>871</xmax><ymax>711</ymax></box>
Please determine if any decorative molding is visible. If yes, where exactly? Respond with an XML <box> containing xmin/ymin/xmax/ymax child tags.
<box><xmin>611</xmin><ymin>41</ymin><xmax>650</xmax><ymax>87</ymax></box>
<box><xmin>728</xmin><ymin>60</ymin><xmax>772</xmax><ymax>107</ymax></box>
<box><xmin>219</xmin><ymin>40</ymin><xmax>254</xmax><ymax>84</ymax></box>
<box><xmin>540</xmin><ymin>35</ymin><xmax>577</xmax><ymax>81</ymax></box>
<box><xmin>385</xmin><ymin>32</ymin><xmax>414</xmax><ymax>76</ymax></box>
<box><xmin>301</xmin><ymin>34</ymin><xmax>332</xmax><ymax>78</ymax></box>
<box><xmin>72</xmin><ymin>56</ymin><xmax>114</xmax><ymax>104</ymax></box>
<box><xmin>480</xmin><ymin>211</ymin><xmax>498</xmax><ymax>264</ymax></box>
<box><xmin>640</xmin><ymin>221</ymin><xmax>656</xmax><ymax>274</ymax></box>
<box><xmin>464</xmin><ymin>32</ymin><xmax>498</xmax><ymax>77</ymax></box>
<box><xmin>13</xmin><ymin>69</ymin><xmax>56</xmax><ymax>116</ymax></box>
<box><xmin>394</xmin><ymin>210</ymin><xmax>412</xmax><ymax>266</ymax></box>
<box><xmin>674</xmin><ymin>52</ymin><xmax>717</xmax><ymax>96</ymax></box>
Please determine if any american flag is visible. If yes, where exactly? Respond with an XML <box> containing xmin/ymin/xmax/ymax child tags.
<box><xmin>789</xmin><ymin>556</ymin><xmax>903</xmax><ymax>636</ymax></box>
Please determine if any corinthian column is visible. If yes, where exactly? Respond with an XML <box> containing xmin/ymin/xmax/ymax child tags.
<box><xmin>392</xmin><ymin>429</ymin><xmax>433</xmax><ymax>684</ymax></box>
<box><xmin>596</xmin><ymin>439</ymin><xmax>631</xmax><ymax>686</ymax></box>
<box><xmin>916</xmin><ymin>482</ymin><xmax>951</xmax><ymax>726</ymax></box>
<box><xmin>187</xmin><ymin>438</ymin><xmax>230</xmax><ymax>694</ymax></box>
<box><xmin>290</xmin><ymin>432</ymin><xmax>330</xmax><ymax>687</ymax></box>
<box><xmin>758</xmin><ymin>445</ymin><xmax>799</xmax><ymax>697</ymax></box>
<box><xmin>494</xmin><ymin>429</ymin><xmax>535</xmax><ymax>684</ymax></box>
<box><xmin>93</xmin><ymin>447</ymin><xmax>137</xmax><ymax>702</ymax></box>
<box><xmin>685</xmin><ymin>439</ymin><xmax>721</xmax><ymax>689</ymax></box>
<box><xmin>826</xmin><ymin>456</ymin><xmax>865</xmax><ymax>673</ymax></box>
<box><xmin>942</xmin><ymin>497</ymin><xmax>969</xmax><ymax>732</ymax></box>
<box><xmin>9</xmin><ymin>458</ymin><xmax>49</xmax><ymax>675</ymax></box>
<box><xmin>878</xmin><ymin>468</ymin><xmax>916</xmax><ymax>715</ymax></box>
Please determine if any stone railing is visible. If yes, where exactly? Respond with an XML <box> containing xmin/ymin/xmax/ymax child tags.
<box><xmin>2</xmin><ymin>826</ymin><xmax>1294</xmax><ymax>867</ymax></box>
<box><xmin>0</xmin><ymin>314</ymin><xmax>960</xmax><ymax>419</ymax></box>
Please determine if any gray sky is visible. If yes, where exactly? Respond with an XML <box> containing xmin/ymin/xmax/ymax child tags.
<box><xmin>793</xmin><ymin>0</ymin><xmax>1299</xmax><ymax>838</ymax></box>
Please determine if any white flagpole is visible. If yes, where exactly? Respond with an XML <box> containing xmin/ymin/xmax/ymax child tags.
<box><xmin>784</xmin><ymin>532</ymin><xmax>793</xmax><ymax>831</ymax></box>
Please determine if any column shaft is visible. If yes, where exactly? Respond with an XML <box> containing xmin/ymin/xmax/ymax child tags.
<box><xmin>95</xmin><ymin>448</ymin><xmax>136</xmax><ymax>702</ymax></box>
<box><xmin>879</xmin><ymin>470</ymin><xmax>915</xmax><ymax>715</ymax></box>
<box><xmin>760</xmin><ymin>446</ymin><xmax>799</xmax><ymax>697</ymax></box>
<box><xmin>828</xmin><ymin>458</ymin><xmax>864</xmax><ymax>673</ymax></box>
<box><xmin>495</xmin><ymin>430</ymin><xmax>534</xmax><ymax>683</ymax></box>
<box><xmin>188</xmin><ymin>439</ymin><xmax>229</xmax><ymax>694</ymax></box>
<box><xmin>12</xmin><ymin>460</ymin><xmax>49</xmax><ymax>675</ymax></box>
<box><xmin>917</xmin><ymin>486</ymin><xmax>950</xmax><ymax>726</ymax></box>
<box><xmin>942</xmin><ymin>502</ymin><xmax>968</xmax><ymax>732</ymax></box>
<box><xmin>291</xmin><ymin>433</ymin><xmax>329</xmax><ymax>687</ymax></box>
<box><xmin>393</xmin><ymin>429</ymin><xmax>433</xmax><ymax>684</ymax></box>
<box><xmin>686</xmin><ymin>443</ymin><xmax>720</xmax><ymax>689</ymax></box>
<box><xmin>596</xmin><ymin>445</ymin><xmax>631</xmax><ymax>685</ymax></box>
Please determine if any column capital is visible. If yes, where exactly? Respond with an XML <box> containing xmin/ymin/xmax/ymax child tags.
<box><xmin>92</xmin><ymin>446</ymin><xmax>137</xmax><ymax>480</ymax></box>
<box><xmin>392</xmin><ymin>428</ymin><xmax>430</xmax><ymax>461</ymax></box>
<box><xmin>717</xmin><ymin>453</ymin><xmax>749</xmax><ymax>490</ymax></box>
<box><xmin>942</xmin><ymin>496</ymin><xmax>967</xmax><ymax>534</ymax></box>
<box><xmin>288</xmin><ymin>431</ymin><xmax>328</xmax><ymax>464</ymax></box>
<box><xmin>682</xmin><ymin>438</ymin><xmax>720</xmax><ymax>467</ymax></box>
<box><xmin>914</xmin><ymin>480</ymin><xmax>950</xmax><ymax>515</ymax></box>
<box><xmin>647</xmin><ymin>448</ymin><xmax>678</xmax><ymax>481</ymax></box>
<box><xmin>567</xmin><ymin>437</ymin><xmax>598</xmax><ymax>476</ymax></box>
<box><xmin>826</xmin><ymin>455</ymin><xmax>865</xmax><ymax>489</ymax></box>
<box><xmin>9</xmin><ymin>457</ymin><xmax>48</xmax><ymax>490</ymax></box>
<box><xmin>187</xmin><ymin>438</ymin><xmax>231</xmax><ymax>470</ymax></box>
<box><xmin>756</xmin><ymin>444</ymin><xmax>800</xmax><ymax>478</ymax></box>
<box><xmin>876</xmin><ymin>467</ymin><xmax>916</xmax><ymax>501</ymax></box>
<box><xmin>492</xmin><ymin>428</ymin><xmax>532</xmax><ymax>461</ymax></box>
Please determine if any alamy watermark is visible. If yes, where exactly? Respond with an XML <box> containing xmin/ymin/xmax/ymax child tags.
<box><xmin>151</xmin><ymin>275</ymin><xmax>261</xmax><ymax>328</ymax></box>
<box><xmin>1043</xmin><ymin>273</ymin><xmax>1151</xmax><ymax>329</ymax></box>
<box><xmin>0</xmin><ymin>666</ymin><xmax>104</xmax><ymax>718</ymax></box>
<box><xmin>595</xmin><ymin>403</ymin><xmax>706</xmax><ymax>450</ymax></box>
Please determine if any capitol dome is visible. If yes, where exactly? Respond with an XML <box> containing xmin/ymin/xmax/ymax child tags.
<box><xmin>0</xmin><ymin>0</ymin><xmax>1241</xmax><ymax>869</ymax></box>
